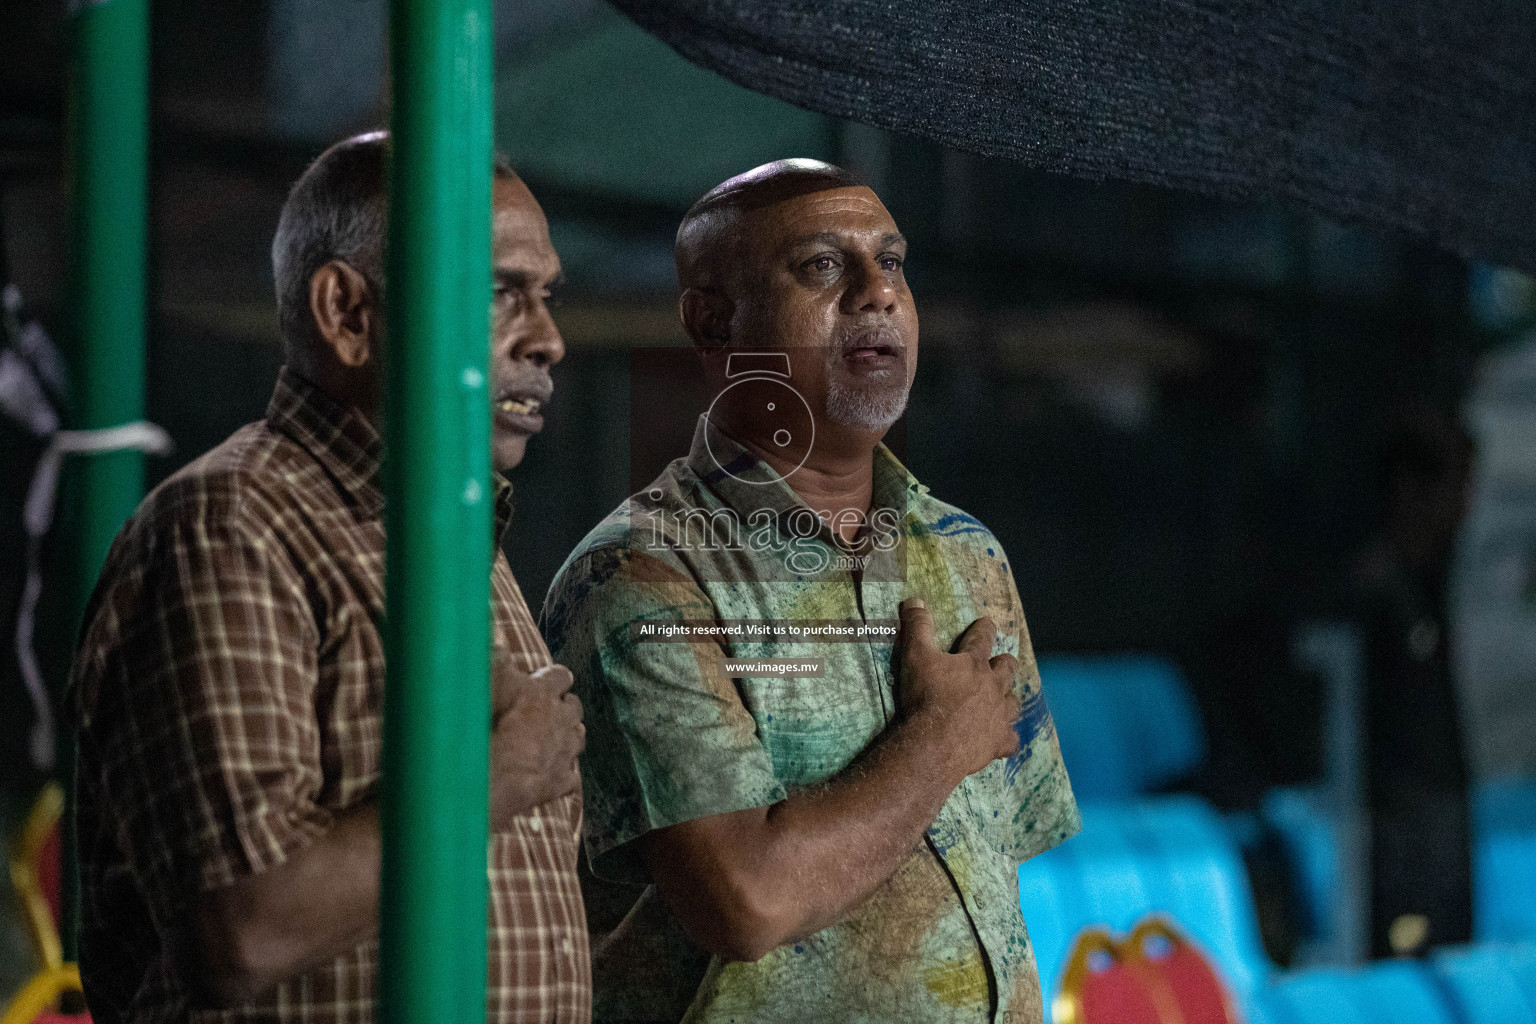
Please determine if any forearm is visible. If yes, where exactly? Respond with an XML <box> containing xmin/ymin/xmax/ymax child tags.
<box><xmin>188</xmin><ymin>802</ymin><xmax>381</xmax><ymax>1005</ymax></box>
<box><xmin>761</xmin><ymin>710</ymin><xmax>966</xmax><ymax>937</ymax></box>
<box><xmin>648</xmin><ymin>709</ymin><xmax>965</xmax><ymax>960</ymax></box>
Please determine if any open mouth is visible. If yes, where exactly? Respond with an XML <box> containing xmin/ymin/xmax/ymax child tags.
<box><xmin>845</xmin><ymin>342</ymin><xmax>899</xmax><ymax>360</ymax></box>
<box><xmin>497</xmin><ymin>397</ymin><xmax>542</xmax><ymax>417</ymax></box>
<box><xmin>840</xmin><ymin>328</ymin><xmax>904</xmax><ymax>369</ymax></box>
<box><xmin>494</xmin><ymin>384</ymin><xmax>551</xmax><ymax>435</ymax></box>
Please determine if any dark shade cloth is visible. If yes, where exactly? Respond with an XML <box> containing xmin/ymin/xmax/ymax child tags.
<box><xmin>1351</xmin><ymin>544</ymin><xmax>1473</xmax><ymax>956</ymax></box>
<box><xmin>611</xmin><ymin>0</ymin><xmax>1536</xmax><ymax>273</ymax></box>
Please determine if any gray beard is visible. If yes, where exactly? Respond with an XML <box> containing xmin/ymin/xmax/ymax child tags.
<box><xmin>824</xmin><ymin>369</ymin><xmax>910</xmax><ymax>430</ymax></box>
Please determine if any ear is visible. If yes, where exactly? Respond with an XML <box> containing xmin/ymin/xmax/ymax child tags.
<box><xmin>679</xmin><ymin>288</ymin><xmax>733</xmax><ymax>350</ymax></box>
<box><xmin>308</xmin><ymin>260</ymin><xmax>377</xmax><ymax>368</ymax></box>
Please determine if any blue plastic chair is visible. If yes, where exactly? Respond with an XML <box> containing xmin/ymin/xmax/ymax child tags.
<box><xmin>1430</xmin><ymin>943</ymin><xmax>1536</xmax><ymax>1024</ymax></box>
<box><xmin>1475</xmin><ymin>781</ymin><xmax>1536</xmax><ymax>944</ymax></box>
<box><xmin>1036</xmin><ymin>655</ymin><xmax>1206</xmax><ymax>800</ymax></box>
<box><xmin>1261</xmin><ymin>786</ymin><xmax>1342</xmax><ymax>942</ymax></box>
<box><xmin>1017</xmin><ymin>795</ymin><xmax>1272</xmax><ymax>1011</ymax></box>
<box><xmin>1245</xmin><ymin>961</ymin><xmax>1454</xmax><ymax>1024</ymax></box>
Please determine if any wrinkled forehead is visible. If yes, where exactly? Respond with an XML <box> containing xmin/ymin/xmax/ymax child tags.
<box><xmin>739</xmin><ymin>185</ymin><xmax>899</xmax><ymax>255</ymax></box>
<box><xmin>492</xmin><ymin>176</ymin><xmax>558</xmax><ymax>269</ymax></box>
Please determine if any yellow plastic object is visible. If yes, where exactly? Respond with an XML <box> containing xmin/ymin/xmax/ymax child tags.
<box><xmin>0</xmin><ymin>963</ymin><xmax>84</xmax><ymax>1024</ymax></box>
<box><xmin>1053</xmin><ymin>926</ymin><xmax>1117</xmax><ymax>1024</ymax></box>
<box><xmin>9</xmin><ymin>783</ymin><xmax>65</xmax><ymax>971</ymax></box>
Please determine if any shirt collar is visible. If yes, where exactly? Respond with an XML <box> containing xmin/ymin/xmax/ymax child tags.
<box><xmin>682</xmin><ymin>414</ymin><xmax>927</xmax><ymax>539</ymax></box>
<box><xmin>492</xmin><ymin>474</ymin><xmax>516</xmax><ymax>545</ymax></box>
<box><xmin>266</xmin><ymin>367</ymin><xmax>516</xmax><ymax>539</ymax></box>
<box><xmin>267</xmin><ymin>367</ymin><xmax>385</xmax><ymax>517</ymax></box>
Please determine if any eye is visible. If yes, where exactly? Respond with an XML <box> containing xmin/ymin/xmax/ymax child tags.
<box><xmin>880</xmin><ymin>254</ymin><xmax>905</xmax><ymax>271</ymax></box>
<box><xmin>803</xmin><ymin>253</ymin><xmax>840</xmax><ymax>274</ymax></box>
<box><xmin>494</xmin><ymin>282</ymin><xmax>528</xmax><ymax>308</ymax></box>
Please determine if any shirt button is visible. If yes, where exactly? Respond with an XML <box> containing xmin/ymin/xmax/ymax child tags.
<box><xmin>561</xmin><ymin>937</ymin><xmax>574</xmax><ymax>956</ymax></box>
<box><xmin>528</xmin><ymin>814</ymin><xmax>542</xmax><ymax>833</ymax></box>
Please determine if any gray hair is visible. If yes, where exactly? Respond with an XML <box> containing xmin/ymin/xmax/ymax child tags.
<box><xmin>271</xmin><ymin>131</ymin><xmax>519</xmax><ymax>357</ymax></box>
<box><xmin>271</xmin><ymin>132</ymin><xmax>390</xmax><ymax>357</ymax></box>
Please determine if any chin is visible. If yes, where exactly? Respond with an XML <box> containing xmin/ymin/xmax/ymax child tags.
<box><xmin>493</xmin><ymin>436</ymin><xmax>529</xmax><ymax>474</ymax></box>
<box><xmin>824</xmin><ymin>379</ymin><xmax>910</xmax><ymax>432</ymax></box>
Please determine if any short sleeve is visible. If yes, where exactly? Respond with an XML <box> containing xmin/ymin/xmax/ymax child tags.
<box><xmin>989</xmin><ymin>542</ymin><xmax>1081</xmax><ymax>864</ymax></box>
<box><xmin>543</xmin><ymin>545</ymin><xmax>787</xmax><ymax>884</ymax></box>
<box><xmin>72</xmin><ymin>477</ymin><xmax>331</xmax><ymax>913</ymax></box>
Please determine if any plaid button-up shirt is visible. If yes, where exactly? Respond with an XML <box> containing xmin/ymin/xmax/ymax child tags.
<box><xmin>71</xmin><ymin>368</ymin><xmax>590</xmax><ymax>1024</ymax></box>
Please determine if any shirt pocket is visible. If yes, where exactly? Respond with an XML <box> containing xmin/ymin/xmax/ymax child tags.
<box><xmin>737</xmin><ymin>668</ymin><xmax>883</xmax><ymax>790</ymax></box>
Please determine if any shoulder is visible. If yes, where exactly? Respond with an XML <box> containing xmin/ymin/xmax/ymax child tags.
<box><xmin>97</xmin><ymin>424</ymin><xmax>335</xmax><ymax>609</ymax></box>
<box><xmin>903</xmin><ymin>491</ymin><xmax>1030</xmax><ymax>641</ymax></box>
<box><xmin>130</xmin><ymin>421</ymin><xmax>308</xmax><ymax>545</ymax></box>
<box><xmin>72</xmin><ymin>424</ymin><xmax>316</xmax><ymax>717</ymax></box>
<box><xmin>543</xmin><ymin>469</ymin><xmax>725</xmax><ymax>656</ymax></box>
<box><xmin>546</xmin><ymin>460</ymin><xmax>703</xmax><ymax>601</ymax></box>
<box><xmin>910</xmin><ymin>491</ymin><xmax>1010</xmax><ymax>561</ymax></box>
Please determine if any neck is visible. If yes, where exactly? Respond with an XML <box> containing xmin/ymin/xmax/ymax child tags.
<box><xmin>731</xmin><ymin>422</ymin><xmax>881</xmax><ymax>543</ymax></box>
<box><xmin>289</xmin><ymin>358</ymin><xmax>380</xmax><ymax>425</ymax></box>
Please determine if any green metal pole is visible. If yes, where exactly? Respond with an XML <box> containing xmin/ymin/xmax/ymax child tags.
<box><xmin>64</xmin><ymin>0</ymin><xmax>152</xmax><ymax>964</ymax></box>
<box><xmin>379</xmin><ymin>0</ymin><xmax>494</xmax><ymax>1021</ymax></box>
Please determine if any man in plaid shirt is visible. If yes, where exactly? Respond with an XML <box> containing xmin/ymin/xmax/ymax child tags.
<box><xmin>70</xmin><ymin>133</ymin><xmax>590</xmax><ymax>1023</ymax></box>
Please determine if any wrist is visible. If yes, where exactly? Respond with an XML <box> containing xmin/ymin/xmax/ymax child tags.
<box><xmin>897</xmin><ymin>703</ymin><xmax>968</xmax><ymax>786</ymax></box>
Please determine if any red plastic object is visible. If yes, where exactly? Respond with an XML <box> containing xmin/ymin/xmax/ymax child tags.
<box><xmin>1054</xmin><ymin>917</ymin><xmax>1242</xmax><ymax>1024</ymax></box>
<box><xmin>1129</xmin><ymin>918</ymin><xmax>1241</xmax><ymax>1024</ymax></box>
<box><xmin>1078</xmin><ymin>956</ymin><xmax>1167</xmax><ymax>1022</ymax></box>
<box><xmin>37</xmin><ymin>825</ymin><xmax>61</xmax><ymax>930</ymax></box>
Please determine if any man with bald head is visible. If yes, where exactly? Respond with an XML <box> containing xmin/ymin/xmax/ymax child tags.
<box><xmin>72</xmin><ymin>132</ymin><xmax>590</xmax><ymax>1023</ymax></box>
<box><xmin>544</xmin><ymin>160</ymin><xmax>1078</xmax><ymax>1023</ymax></box>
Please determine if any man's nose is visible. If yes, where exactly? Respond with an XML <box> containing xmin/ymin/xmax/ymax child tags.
<box><xmin>843</xmin><ymin>256</ymin><xmax>898</xmax><ymax>315</ymax></box>
<box><xmin>510</xmin><ymin>302</ymin><xmax>565</xmax><ymax>368</ymax></box>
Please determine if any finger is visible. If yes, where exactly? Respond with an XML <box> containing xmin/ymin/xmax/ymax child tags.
<box><xmin>572</xmin><ymin>721</ymin><xmax>587</xmax><ymax>756</ymax></box>
<box><xmin>532</xmin><ymin>663</ymin><xmax>575</xmax><ymax>695</ymax></box>
<box><xmin>989</xmin><ymin>652</ymin><xmax>1019</xmax><ymax>684</ymax></box>
<box><xmin>1003</xmin><ymin>697</ymin><xmax>1024</xmax><ymax>754</ymax></box>
<box><xmin>897</xmin><ymin>597</ymin><xmax>936</xmax><ymax>656</ymax></box>
<box><xmin>558</xmin><ymin>692</ymin><xmax>583</xmax><ymax>728</ymax></box>
<box><xmin>955</xmin><ymin>616</ymin><xmax>999</xmax><ymax>660</ymax></box>
<box><xmin>490</xmin><ymin>649</ymin><xmax>520</xmax><ymax>717</ymax></box>
<box><xmin>999</xmin><ymin>724</ymin><xmax>1022</xmax><ymax>758</ymax></box>
<box><xmin>548</xmin><ymin>762</ymin><xmax>580</xmax><ymax>798</ymax></box>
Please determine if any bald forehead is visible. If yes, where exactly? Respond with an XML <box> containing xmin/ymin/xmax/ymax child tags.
<box><xmin>759</xmin><ymin>186</ymin><xmax>893</xmax><ymax>235</ymax></box>
<box><xmin>493</xmin><ymin>174</ymin><xmax>541</xmax><ymax>223</ymax></box>
<box><xmin>677</xmin><ymin>185</ymin><xmax>896</xmax><ymax>287</ymax></box>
